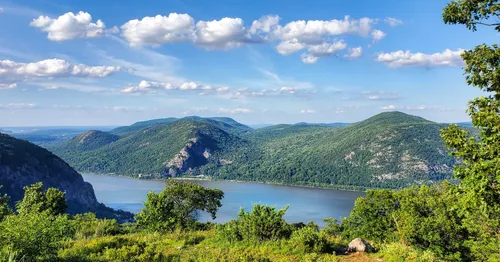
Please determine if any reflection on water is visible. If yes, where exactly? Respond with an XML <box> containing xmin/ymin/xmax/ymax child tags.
<box><xmin>82</xmin><ymin>173</ymin><xmax>365</xmax><ymax>226</ymax></box>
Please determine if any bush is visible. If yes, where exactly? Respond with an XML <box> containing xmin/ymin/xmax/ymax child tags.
<box><xmin>380</xmin><ymin>242</ymin><xmax>439</xmax><ymax>262</ymax></box>
<box><xmin>72</xmin><ymin>213</ymin><xmax>120</xmax><ymax>240</ymax></box>
<box><xmin>0</xmin><ymin>212</ymin><xmax>72</xmax><ymax>261</ymax></box>
<box><xmin>291</xmin><ymin>224</ymin><xmax>328</xmax><ymax>253</ymax></box>
<box><xmin>216</xmin><ymin>204</ymin><xmax>292</xmax><ymax>243</ymax></box>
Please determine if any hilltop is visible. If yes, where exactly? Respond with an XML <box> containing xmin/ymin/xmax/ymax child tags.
<box><xmin>51</xmin><ymin>112</ymin><xmax>458</xmax><ymax>189</ymax></box>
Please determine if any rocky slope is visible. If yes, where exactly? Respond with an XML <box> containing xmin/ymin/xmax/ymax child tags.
<box><xmin>0</xmin><ymin>133</ymin><xmax>129</xmax><ymax>219</ymax></box>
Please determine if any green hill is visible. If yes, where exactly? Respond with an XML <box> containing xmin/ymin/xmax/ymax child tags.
<box><xmin>63</xmin><ymin>130</ymin><xmax>120</xmax><ymax>151</ymax></box>
<box><xmin>111</xmin><ymin>116</ymin><xmax>252</xmax><ymax>136</ymax></box>
<box><xmin>52</xmin><ymin>112</ymin><xmax>458</xmax><ymax>189</ymax></box>
<box><xmin>53</xmin><ymin>120</ymin><xmax>249</xmax><ymax>176</ymax></box>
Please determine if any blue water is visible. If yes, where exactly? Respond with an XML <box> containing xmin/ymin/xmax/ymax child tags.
<box><xmin>82</xmin><ymin>173</ymin><xmax>365</xmax><ymax>225</ymax></box>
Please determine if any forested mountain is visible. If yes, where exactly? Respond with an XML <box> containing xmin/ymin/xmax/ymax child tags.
<box><xmin>0</xmin><ymin>133</ymin><xmax>128</xmax><ymax>219</ymax></box>
<box><xmin>52</xmin><ymin>112</ymin><xmax>458</xmax><ymax>189</ymax></box>
<box><xmin>111</xmin><ymin>116</ymin><xmax>252</xmax><ymax>136</ymax></box>
<box><xmin>53</xmin><ymin>120</ymin><xmax>249</xmax><ymax>176</ymax></box>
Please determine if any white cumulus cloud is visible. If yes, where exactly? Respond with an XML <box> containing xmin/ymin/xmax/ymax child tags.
<box><xmin>376</xmin><ymin>49</ymin><xmax>465</xmax><ymax>68</ymax></box>
<box><xmin>300</xmin><ymin>109</ymin><xmax>316</xmax><ymax>114</ymax></box>
<box><xmin>384</xmin><ymin>17</ymin><xmax>403</xmax><ymax>27</ymax></box>
<box><xmin>344</xmin><ymin>47</ymin><xmax>362</xmax><ymax>58</ymax></box>
<box><xmin>120</xmin><ymin>13</ymin><xmax>195</xmax><ymax>47</ymax></box>
<box><xmin>371</xmin><ymin>29</ymin><xmax>386</xmax><ymax>43</ymax></box>
<box><xmin>0</xmin><ymin>59</ymin><xmax>120</xmax><ymax>88</ymax></box>
<box><xmin>30</xmin><ymin>11</ymin><xmax>106</xmax><ymax>41</ymax></box>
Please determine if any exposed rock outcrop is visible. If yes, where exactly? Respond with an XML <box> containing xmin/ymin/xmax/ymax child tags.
<box><xmin>165</xmin><ymin>138</ymin><xmax>212</xmax><ymax>176</ymax></box>
<box><xmin>0</xmin><ymin>133</ymin><xmax>129</xmax><ymax>219</ymax></box>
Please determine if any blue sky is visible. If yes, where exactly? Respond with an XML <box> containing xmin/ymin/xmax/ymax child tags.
<box><xmin>0</xmin><ymin>0</ymin><xmax>495</xmax><ymax>126</ymax></box>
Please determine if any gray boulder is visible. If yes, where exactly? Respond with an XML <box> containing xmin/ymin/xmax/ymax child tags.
<box><xmin>347</xmin><ymin>238</ymin><xmax>373</xmax><ymax>253</ymax></box>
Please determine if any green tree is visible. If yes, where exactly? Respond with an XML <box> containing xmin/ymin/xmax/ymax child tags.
<box><xmin>0</xmin><ymin>192</ymin><xmax>11</xmax><ymax>222</ymax></box>
<box><xmin>441</xmin><ymin>0</ymin><xmax>500</xmax><ymax>260</ymax></box>
<box><xmin>135</xmin><ymin>179</ymin><xmax>224</xmax><ymax>232</ymax></box>
<box><xmin>15</xmin><ymin>182</ymin><xmax>67</xmax><ymax>216</ymax></box>
<box><xmin>0</xmin><ymin>212</ymin><xmax>71</xmax><ymax>261</ymax></box>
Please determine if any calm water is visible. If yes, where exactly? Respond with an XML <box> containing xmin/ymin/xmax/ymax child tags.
<box><xmin>82</xmin><ymin>173</ymin><xmax>365</xmax><ymax>225</ymax></box>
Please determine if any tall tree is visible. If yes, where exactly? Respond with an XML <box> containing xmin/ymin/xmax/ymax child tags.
<box><xmin>135</xmin><ymin>179</ymin><xmax>224</xmax><ymax>232</ymax></box>
<box><xmin>441</xmin><ymin>0</ymin><xmax>500</xmax><ymax>260</ymax></box>
<box><xmin>16</xmin><ymin>182</ymin><xmax>67</xmax><ymax>217</ymax></box>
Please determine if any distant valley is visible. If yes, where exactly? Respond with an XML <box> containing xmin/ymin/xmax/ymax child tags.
<box><xmin>40</xmin><ymin>112</ymin><xmax>466</xmax><ymax>190</ymax></box>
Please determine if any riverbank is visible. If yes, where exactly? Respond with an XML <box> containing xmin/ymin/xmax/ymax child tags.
<box><xmin>79</xmin><ymin>171</ymin><xmax>368</xmax><ymax>192</ymax></box>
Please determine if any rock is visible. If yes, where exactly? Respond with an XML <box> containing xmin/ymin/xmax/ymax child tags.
<box><xmin>347</xmin><ymin>238</ymin><xmax>373</xmax><ymax>253</ymax></box>
<box><xmin>165</xmin><ymin>137</ymin><xmax>211</xmax><ymax>175</ymax></box>
<box><xmin>0</xmin><ymin>133</ymin><xmax>132</xmax><ymax>221</ymax></box>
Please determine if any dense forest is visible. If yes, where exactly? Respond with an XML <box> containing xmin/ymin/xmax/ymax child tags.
<box><xmin>51</xmin><ymin>111</ymin><xmax>458</xmax><ymax>190</ymax></box>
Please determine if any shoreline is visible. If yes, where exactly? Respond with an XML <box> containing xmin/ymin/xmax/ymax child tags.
<box><xmin>80</xmin><ymin>172</ymin><xmax>368</xmax><ymax>192</ymax></box>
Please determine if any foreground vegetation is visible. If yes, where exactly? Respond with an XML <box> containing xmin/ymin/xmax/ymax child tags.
<box><xmin>1</xmin><ymin>0</ymin><xmax>499</xmax><ymax>261</ymax></box>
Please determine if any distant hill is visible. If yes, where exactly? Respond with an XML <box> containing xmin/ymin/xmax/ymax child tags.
<box><xmin>64</xmin><ymin>130</ymin><xmax>120</xmax><ymax>151</ymax></box>
<box><xmin>0</xmin><ymin>133</ymin><xmax>130</xmax><ymax>220</ymax></box>
<box><xmin>51</xmin><ymin>112</ymin><xmax>459</xmax><ymax>189</ymax></box>
<box><xmin>111</xmin><ymin>116</ymin><xmax>252</xmax><ymax>136</ymax></box>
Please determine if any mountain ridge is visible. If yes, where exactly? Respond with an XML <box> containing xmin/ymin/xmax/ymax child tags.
<box><xmin>51</xmin><ymin>112</ymin><xmax>458</xmax><ymax>189</ymax></box>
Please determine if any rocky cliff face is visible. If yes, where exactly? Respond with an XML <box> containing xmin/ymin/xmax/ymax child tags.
<box><xmin>165</xmin><ymin>138</ymin><xmax>212</xmax><ymax>176</ymax></box>
<box><xmin>0</xmin><ymin>133</ymin><xmax>127</xmax><ymax>219</ymax></box>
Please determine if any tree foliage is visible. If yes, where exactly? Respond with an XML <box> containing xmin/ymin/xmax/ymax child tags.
<box><xmin>441</xmin><ymin>0</ymin><xmax>500</xmax><ymax>260</ymax></box>
<box><xmin>216</xmin><ymin>204</ymin><xmax>292</xmax><ymax>243</ymax></box>
<box><xmin>0</xmin><ymin>190</ymin><xmax>11</xmax><ymax>222</ymax></box>
<box><xmin>135</xmin><ymin>179</ymin><xmax>224</xmax><ymax>232</ymax></box>
<box><xmin>15</xmin><ymin>182</ymin><xmax>67</xmax><ymax>217</ymax></box>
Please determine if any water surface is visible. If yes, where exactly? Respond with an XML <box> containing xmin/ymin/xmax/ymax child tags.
<box><xmin>82</xmin><ymin>173</ymin><xmax>365</xmax><ymax>225</ymax></box>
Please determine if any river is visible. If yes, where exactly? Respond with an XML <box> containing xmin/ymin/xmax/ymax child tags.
<box><xmin>82</xmin><ymin>173</ymin><xmax>365</xmax><ymax>226</ymax></box>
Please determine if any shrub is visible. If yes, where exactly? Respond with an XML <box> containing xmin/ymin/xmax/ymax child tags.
<box><xmin>291</xmin><ymin>224</ymin><xmax>328</xmax><ymax>253</ymax></box>
<box><xmin>72</xmin><ymin>213</ymin><xmax>120</xmax><ymax>240</ymax></box>
<box><xmin>0</xmin><ymin>212</ymin><xmax>72</xmax><ymax>261</ymax></box>
<box><xmin>216</xmin><ymin>204</ymin><xmax>292</xmax><ymax>243</ymax></box>
<box><xmin>380</xmin><ymin>242</ymin><xmax>439</xmax><ymax>262</ymax></box>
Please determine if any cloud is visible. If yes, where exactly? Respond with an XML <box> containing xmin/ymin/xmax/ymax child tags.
<box><xmin>0</xmin><ymin>103</ymin><xmax>36</xmax><ymax>110</ymax></box>
<box><xmin>120</xmin><ymin>13</ymin><xmax>195</xmax><ymax>47</ymax></box>
<box><xmin>194</xmin><ymin>17</ymin><xmax>248</xmax><ymax>49</ymax></box>
<box><xmin>344</xmin><ymin>47</ymin><xmax>362</xmax><ymax>58</ymax></box>
<box><xmin>0</xmin><ymin>59</ymin><xmax>120</xmax><ymax>88</ymax></box>
<box><xmin>380</xmin><ymin>105</ymin><xmax>441</xmax><ymax>111</ymax></box>
<box><xmin>249</xmin><ymin>15</ymin><xmax>280</xmax><ymax>38</ymax></box>
<box><xmin>0</xmin><ymin>58</ymin><xmax>120</xmax><ymax>77</ymax></box>
<box><xmin>30</xmin><ymin>11</ymin><xmax>107</xmax><ymax>41</ymax></box>
<box><xmin>277</xmin><ymin>16</ymin><xmax>374</xmax><ymax>43</ymax></box>
<box><xmin>119</xmin><ymin>13</ymin><xmax>384</xmax><ymax>62</ymax></box>
<box><xmin>300</xmin><ymin>109</ymin><xmax>316</xmax><ymax>114</ymax></box>
<box><xmin>276</xmin><ymin>39</ymin><xmax>306</xmax><ymax>55</ymax></box>
<box><xmin>300</xmin><ymin>40</ymin><xmax>347</xmax><ymax>64</ymax></box>
<box><xmin>184</xmin><ymin>107</ymin><xmax>253</xmax><ymax>115</ymax></box>
<box><xmin>363</xmin><ymin>91</ymin><xmax>400</xmax><ymax>100</ymax></box>
<box><xmin>377</xmin><ymin>49</ymin><xmax>465</xmax><ymax>68</ymax></box>
<box><xmin>384</xmin><ymin>17</ymin><xmax>403</xmax><ymax>27</ymax></box>
<box><xmin>371</xmin><ymin>29</ymin><xmax>386</xmax><ymax>43</ymax></box>
<box><xmin>0</xmin><ymin>83</ymin><xmax>17</xmax><ymax>90</ymax></box>
<box><xmin>122</xmin><ymin>80</ymin><xmax>313</xmax><ymax>100</ymax></box>
<box><xmin>0</xmin><ymin>8</ymin><xmax>3</xmax><ymax>14</ymax></box>
<box><xmin>216</xmin><ymin>108</ymin><xmax>253</xmax><ymax>114</ymax></box>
